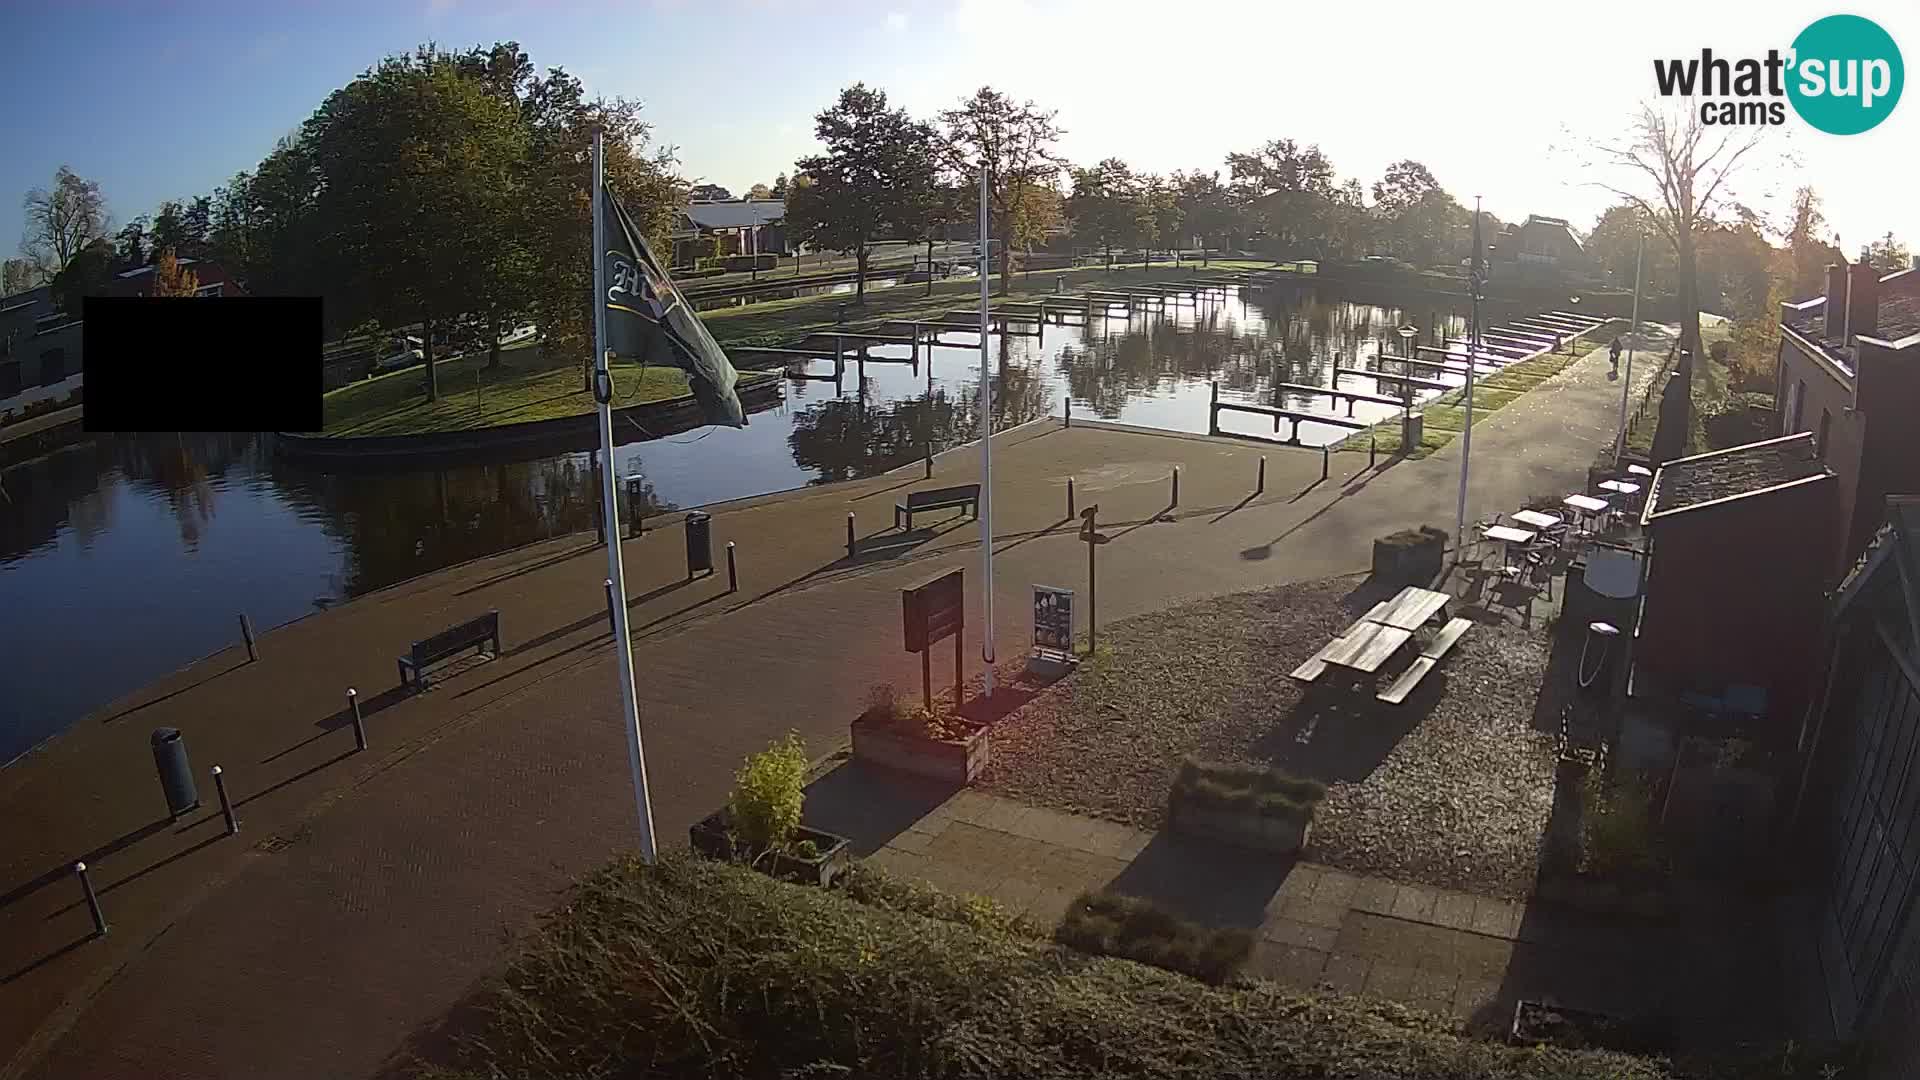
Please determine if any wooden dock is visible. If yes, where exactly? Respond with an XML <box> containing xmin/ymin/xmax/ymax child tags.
<box><xmin>1209</xmin><ymin>396</ymin><xmax>1368</xmax><ymax>445</ymax></box>
<box><xmin>1334</xmin><ymin>367</ymin><xmax>1451</xmax><ymax>392</ymax></box>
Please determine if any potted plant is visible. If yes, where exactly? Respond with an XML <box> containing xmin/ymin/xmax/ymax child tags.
<box><xmin>1371</xmin><ymin>525</ymin><xmax>1447</xmax><ymax>584</ymax></box>
<box><xmin>1167</xmin><ymin>759</ymin><xmax>1325</xmax><ymax>854</ymax></box>
<box><xmin>688</xmin><ymin>732</ymin><xmax>852</xmax><ymax>887</ymax></box>
<box><xmin>850</xmin><ymin>684</ymin><xmax>991</xmax><ymax>785</ymax></box>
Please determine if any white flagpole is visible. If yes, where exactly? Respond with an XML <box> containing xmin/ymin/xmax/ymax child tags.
<box><xmin>1455</xmin><ymin>195</ymin><xmax>1481</xmax><ymax>552</ymax></box>
<box><xmin>591</xmin><ymin>127</ymin><xmax>659</xmax><ymax>863</ymax></box>
<box><xmin>1615</xmin><ymin>231</ymin><xmax>1644</xmax><ymax>463</ymax></box>
<box><xmin>977</xmin><ymin>163</ymin><xmax>996</xmax><ymax>696</ymax></box>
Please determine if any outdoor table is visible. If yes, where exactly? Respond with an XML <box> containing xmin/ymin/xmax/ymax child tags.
<box><xmin>1322</xmin><ymin>621</ymin><xmax>1414</xmax><ymax>679</ymax></box>
<box><xmin>1626</xmin><ymin>464</ymin><xmax>1653</xmax><ymax>477</ymax></box>
<box><xmin>1563</xmin><ymin>493</ymin><xmax>1612</xmax><ymax>539</ymax></box>
<box><xmin>1511</xmin><ymin>509</ymin><xmax>1561</xmax><ymax>531</ymax></box>
<box><xmin>1369</xmin><ymin>586</ymin><xmax>1451</xmax><ymax>632</ymax></box>
<box><xmin>1597</xmin><ymin>479</ymin><xmax>1640</xmax><ymax>496</ymax></box>
<box><xmin>1483</xmin><ymin>524</ymin><xmax>1537</xmax><ymax>569</ymax></box>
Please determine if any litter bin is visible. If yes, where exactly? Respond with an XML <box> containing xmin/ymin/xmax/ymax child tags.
<box><xmin>151</xmin><ymin>728</ymin><xmax>198</xmax><ymax>817</ymax></box>
<box><xmin>684</xmin><ymin>512</ymin><xmax>713</xmax><ymax>576</ymax></box>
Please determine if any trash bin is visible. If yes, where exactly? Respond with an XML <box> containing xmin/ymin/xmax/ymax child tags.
<box><xmin>684</xmin><ymin>512</ymin><xmax>713</xmax><ymax>575</ymax></box>
<box><xmin>151</xmin><ymin>728</ymin><xmax>198</xmax><ymax>817</ymax></box>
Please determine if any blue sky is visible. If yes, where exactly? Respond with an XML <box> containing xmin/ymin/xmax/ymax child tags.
<box><xmin>5</xmin><ymin>0</ymin><xmax>1917</xmax><ymax>268</ymax></box>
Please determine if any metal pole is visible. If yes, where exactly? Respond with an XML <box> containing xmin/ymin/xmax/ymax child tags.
<box><xmin>212</xmin><ymin>765</ymin><xmax>238</xmax><ymax>836</ymax></box>
<box><xmin>1064</xmin><ymin>396</ymin><xmax>1071</xmax><ymax>428</ymax></box>
<box><xmin>846</xmin><ymin>512</ymin><xmax>856</xmax><ymax>557</ymax></box>
<box><xmin>75</xmin><ymin>862</ymin><xmax>106</xmax><ymax>936</ymax></box>
<box><xmin>1455</xmin><ymin>196</ymin><xmax>1483</xmax><ymax>552</ymax></box>
<box><xmin>1086</xmin><ymin>509</ymin><xmax>1098</xmax><ymax>656</ymax></box>
<box><xmin>725</xmin><ymin>541</ymin><xmax>737</xmax><ymax>593</ymax></box>
<box><xmin>347</xmin><ymin>687</ymin><xmax>366</xmax><ymax>751</ymax></box>
<box><xmin>1171</xmin><ymin>467</ymin><xmax>1179</xmax><ymax>508</ymax></box>
<box><xmin>238</xmin><ymin>613</ymin><xmax>257</xmax><ymax>662</ymax></box>
<box><xmin>1257</xmin><ymin>455</ymin><xmax>1265</xmax><ymax>494</ymax></box>
<box><xmin>604</xmin><ymin>578</ymin><xmax>618</xmax><ymax>634</ymax></box>
<box><xmin>1615</xmin><ymin>231</ymin><xmax>1644</xmax><ymax>463</ymax></box>
<box><xmin>977</xmin><ymin>163</ymin><xmax>996</xmax><ymax>696</ymax></box>
<box><xmin>1067</xmin><ymin>476</ymin><xmax>1075</xmax><ymax>518</ymax></box>
<box><xmin>592</xmin><ymin>128</ymin><xmax>658</xmax><ymax>864</ymax></box>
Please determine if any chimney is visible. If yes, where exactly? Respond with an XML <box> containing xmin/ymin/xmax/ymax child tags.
<box><xmin>1824</xmin><ymin>263</ymin><xmax>1848</xmax><ymax>338</ymax></box>
<box><xmin>1846</xmin><ymin>262</ymin><xmax>1880</xmax><ymax>342</ymax></box>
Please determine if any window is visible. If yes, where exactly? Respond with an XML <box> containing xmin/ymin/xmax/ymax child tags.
<box><xmin>1819</xmin><ymin>410</ymin><xmax>1833</xmax><ymax>459</ymax></box>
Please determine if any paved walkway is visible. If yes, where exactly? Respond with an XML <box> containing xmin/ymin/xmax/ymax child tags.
<box><xmin>817</xmin><ymin>778</ymin><xmax>1789</xmax><ymax>1040</ymax></box>
<box><xmin>2</xmin><ymin>338</ymin><xmax>1654</xmax><ymax>1078</ymax></box>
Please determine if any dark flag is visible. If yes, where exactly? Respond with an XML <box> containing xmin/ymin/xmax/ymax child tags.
<box><xmin>601</xmin><ymin>187</ymin><xmax>746</xmax><ymax>427</ymax></box>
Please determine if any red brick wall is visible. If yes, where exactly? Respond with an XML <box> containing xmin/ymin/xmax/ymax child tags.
<box><xmin>1638</xmin><ymin>475</ymin><xmax>1838</xmax><ymax>736</ymax></box>
<box><xmin>1778</xmin><ymin>334</ymin><xmax>1867</xmax><ymax>574</ymax></box>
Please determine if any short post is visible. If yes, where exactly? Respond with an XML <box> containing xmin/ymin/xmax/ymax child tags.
<box><xmin>924</xmin><ymin>441</ymin><xmax>933</xmax><ymax>479</ymax></box>
<box><xmin>1257</xmin><ymin>455</ymin><xmax>1266</xmax><ymax>494</ymax></box>
<box><xmin>75</xmin><ymin>862</ymin><xmax>106</xmax><ymax>937</ymax></box>
<box><xmin>845</xmin><ymin>512</ymin><xmax>856</xmax><ymax>559</ymax></box>
<box><xmin>1067</xmin><ymin>476</ymin><xmax>1076</xmax><ymax>518</ymax></box>
<box><xmin>603</xmin><ymin>578</ymin><xmax>617</xmax><ymax>635</ymax></box>
<box><xmin>238</xmin><ymin>613</ymin><xmax>257</xmax><ymax>663</ymax></box>
<box><xmin>1322</xmin><ymin>443</ymin><xmax>1329</xmax><ymax>481</ymax></box>
<box><xmin>347</xmin><ymin>687</ymin><xmax>367</xmax><ymax>752</ymax></box>
<box><xmin>1370</xmin><ymin>431</ymin><xmax>1378</xmax><ymax>468</ymax></box>
<box><xmin>212</xmin><ymin>765</ymin><xmax>238</xmax><ymax>836</ymax></box>
<box><xmin>725</xmin><ymin>542</ymin><xmax>737</xmax><ymax>593</ymax></box>
<box><xmin>1064</xmin><ymin>396</ymin><xmax>1071</xmax><ymax>428</ymax></box>
<box><xmin>1170</xmin><ymin>467</ymin><xmax>1179</xmax><ymax>508</ymax></box>
<box><xmin>1209</xmin><ymin>380</ymin><xmax>1219</xmax><ymax>435</ymax></box>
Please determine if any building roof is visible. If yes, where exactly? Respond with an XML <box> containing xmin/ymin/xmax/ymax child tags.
<box><xmin>115</xmin><ymin>257</ymin><xmax>200</xmax><ymax>280</ymax></box>
<box><xmin>1832</xmin><ymin>496</ymin><xmax>1920</xmax><ymax>652</ymax></box>
<box><xmin>1781</xmin><ymin>265</ymin><xmax>1920</xmax><ymax>375</ymax></box>
<box><xmin>1640</xmin><ymin>432</ymin><xmax>1833</xmax><ymax>524</ymax></box>
<box><xmin>683</xmin><ymin>200</ymin><xmax>785</xmax><ymax>230</ymax></box>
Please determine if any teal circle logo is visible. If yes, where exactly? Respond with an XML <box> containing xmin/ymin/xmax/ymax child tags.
<box><xmin>1787</xmin><ymin>15</ymin><xmax>1903</xmax><ymax>134</ymax></box>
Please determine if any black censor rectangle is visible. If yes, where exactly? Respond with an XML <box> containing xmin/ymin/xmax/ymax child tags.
<box><xmin>82</xmin><ymin>297</ymin><xmax>323</xmax><ymax>432</ymax></box>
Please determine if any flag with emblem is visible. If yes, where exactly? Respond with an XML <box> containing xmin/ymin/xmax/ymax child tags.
<box><xmin>601</xmin><ymin>187</ymin><xmax>746</xmax><ymax>428</ymax></box>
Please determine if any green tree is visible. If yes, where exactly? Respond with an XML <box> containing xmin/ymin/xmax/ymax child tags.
<box><xmin>19</xmin><ymin>166</ymin><xmax>111</xmax><ymax>280</ymax></box>
<box><xmin>1225</xmin><ymin>139</ymin><xmax>1338</xmax><ymax>258</ymax></box>
<box><xmin>1865</xmin><ymin>231</ymin><xmax>1909</xmax><ymax>275</ymax></box>
<box><xmin>1783</xmin><ymin>186</ymin><xmax>1840</xmax><ymax>299</ymax></box>
<box><xmin>3</xmin><ymin>258</ymin><xmax>45</xmax><ymax>295</ymax></box>
<box><xmin>1066</xmin><ymin>158</ymin><xmax>1139</xmax><ymax>269</ymax></box>
<box><xmin>1138</xmin><ymin>174</ymin><xmax>1180</xmax><ymax>266</ymax></box>
<box><xmin>114</xmin><ymin>216</ymin><xmax>150</xmax><ymax>268</ymax></box>
<box><xmin>1171</xmin><ymin>170</ymin><xmax>1233</xmax><ymax>253</ymax></box>
<box><xmin>1370</xmin><ymin>160</ymin><xmax>1464</xmax><ymax>267</ymax></box>
<box><xmin>786</xmin><ymin>84</ymin><xmax>938</xmax><ymax>304</ymax></box>
<box><xmin>49</xmin><ymin>237</ymin><xmax>115</xmax><ymax>314</ymax></box>
<box><xmin>939</xmin><ymin>86</ymin><xmax>1065</xmax><ymax>295</ymax></box>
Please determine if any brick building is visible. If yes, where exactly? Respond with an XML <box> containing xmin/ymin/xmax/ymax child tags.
<box><xmin>107</xmin><ymin>257</ymin><xmax>247</xmax><ymax>298</ymax></box>
<box><xmin>1776</xmin><ymin>261</ymin><xmax>1920</xmax><ymax>575</ymax></box>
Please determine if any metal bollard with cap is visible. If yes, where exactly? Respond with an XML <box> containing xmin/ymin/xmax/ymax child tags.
<box><xmin>75</xmin><ymin>862</ymin><xmax>107</xmax><ymax>936</ymax></box>
<box><xmin>845</xmin><ymin>512</ymin><xmax>856</xmax><ymax>558</ymax></box>
<box><xmin>212</xmin><ymin>765</ymin><xmax>238</xmax><ymax>836</ymax></box>
<box><xmin>725</xmin><ymin>541</ymin><xmax>738</xmax><ymax>593</ymax></box>
<box><xmin>347</xmin><ymin>688</ymin><xmax>367</xmax><ymax>751</ymax></box>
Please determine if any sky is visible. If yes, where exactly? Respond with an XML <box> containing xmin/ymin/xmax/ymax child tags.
<box><xmin>3</xmin><ymin>0</ymin><xmax>1916</xmax><ymax>273</ymax></box>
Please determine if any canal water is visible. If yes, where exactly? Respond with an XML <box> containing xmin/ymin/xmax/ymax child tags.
<box><xmin>1</xmin><ymin>282</ymin><xmax>1517</xmax><ymax>764</ymax></box>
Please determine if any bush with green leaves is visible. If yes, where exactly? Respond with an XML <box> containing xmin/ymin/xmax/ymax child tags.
<box><xmin>726</xmin><ymin>731</ymin><xmax>808</xmax><ymax>853</ymax></box>
<box><xmin>1171</xmin><ymin>758</ymin><xmax>1326</xmax><ymax>823</ymax></box>
<box><xmin>1055</xmin><ymin>889</ymin><xmax>1253</xmax><ymax>985</ymax></box>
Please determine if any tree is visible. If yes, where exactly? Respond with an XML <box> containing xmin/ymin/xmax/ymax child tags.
<box><xmin>1225</xmin><ymin>138</ymin><xmax>1338</xmax><ymax>258</ymax></box>
<box><xmin>1586</xmin><ymin>202</ymin><xmax>1676</xmax><ymax>296</ymax></box>
<box><xmin>771</xmin><ymin>173</ymin><xmax>788</xmax><ymax>198</ymax></box>
<box><xmin>1783</xmin><ymin>186</ymin><xmax>1840</xmax><ymax>298</ymax></box>
<box><xmin>1369</xmin><ymin>159</ymin><xmax>1464</xmax><ymax>267</ymax></box>
<box><xmin>150</xmin><ymin>247</ymin><xmax>201</xmax><ymax>296</ymax></box>
<box><xmin>149</xmin><ymin>200</ymin><xmax>187</xmax><ymax>261</ymax></box>
<box><xmin>786</xmin><ymin>83</ymin><xmax>937</xmax><ymax>304</ymax></box>
<box><xmin>114</xmin><ymin>216</ymin><xmax>151</xmax><ymax>268</ymax></box>
<box><xmin>746</xmin><ymin>182</ymin><xmax>774</xmax><ymax>200</ymax></box>
<box><xmin>939</xmin><ymin>87</ymin><xmax>1065</xmax><ymax>295</ymax></box>
<box><xmin>19</xmin><ymin>166</ymin><xmax>111</xmax><ymax>279</ymax></box>
<box><xmin>3</xmin><ymin>258</ymin><xmax>45</xmax><ymax>295</ymax></box>
<box><xmin>1586</xmin><ymin>103</ymin><xmax>1768</xmax><ymax>361</ymax></box>
<box><xmin>1137</xmin><ymin>174</ymin><xmax>1179</xmax><ymax>266</ymax></box>
<box><xmin>1171</xmin><ymin>170</ymin><xmax>1233</xmax><ymax>253</ymax></box>
<box><xmin>1066</xmin><ymin>158</ymin><xmax>1140</xmax><ymax>268</ymax></box>
<box><xmin>689</xmin><ymin>182</ymin><xmax>733</xmax><ymax>201</ymax></box>
<box><xmin>49</xmin><ymin>237</ymin><xmax>115</xmax><ymax>314</ymax></box>
<box><xmin>1865</xmin><ymin>231</ymin><xmax>1909</xmax><ymax>275</ymax></box>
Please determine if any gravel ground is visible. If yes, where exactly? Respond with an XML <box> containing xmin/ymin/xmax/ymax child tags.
<box><xmin>975</xmin><ymin>574</ymin><xmax>1559</xmax><ymax>898</ymax></box>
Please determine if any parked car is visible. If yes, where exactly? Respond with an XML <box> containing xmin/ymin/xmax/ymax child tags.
<box><xmin>373</xmin><ymin>336</ymin><xmax>424</xmax><ymax>373</ymax></box>
<box><xmin>498</xmin><ymin>324</ymin><xmax>537</xmax><ymax>348</ymax></box>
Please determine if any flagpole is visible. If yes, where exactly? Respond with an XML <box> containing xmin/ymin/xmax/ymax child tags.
<box><xmin>591</xmin><ymin>127</ymin><xmax>659</xmax><ymax>864</ymax></box>
<box><xmin>977</xmin><ymin>163</ymin><xmax>996</xmax><ymax>697</ymax></box>
<box><xmin>1455</xmin><ymin>195</ymin><xmax>1482</xmax><ymax>553</ymax></box>
<box><xmin>1614</xmin><ymin>231</ymin><xmax>1644</xmax><ymax>463</ymax></box>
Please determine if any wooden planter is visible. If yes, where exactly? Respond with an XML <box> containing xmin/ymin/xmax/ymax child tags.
<box><xmin>1371</xmin><ymin>528</ymin><xmax>1446</xmax><ymax>584</ymax></box>
<box><xmin>1510</xmin><ymin>1000</ymin><xmax>1630</xmax><ymax>1048</ymax></box>
<box><xmin>1168</xmin><ymin>795</ymin><xmax>1313</xmax><ymax>854</ymax></box>
<box><xmin>687</xmin><ymin>809</ymin><xmax>853</xmax><ymax>888</ymax></box>
<box><xmin>850</xmin><ymin>711</ymin><xmax>991</xmax><ymax>785</ymax></box>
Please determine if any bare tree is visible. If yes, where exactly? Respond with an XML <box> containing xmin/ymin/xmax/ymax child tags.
<box><xmin>1583</xmin><ymin>105</ymin><xmax>1769</xmax><ymax>360</ymax></box>
<box><xmin>939</xmin><ymin>87</ymin><xmax>1064</xmax><ymax>295</ymax></box>
<box><xmin>20</xmin><ymin>166</ymin><xmax>111</xmax><ymax>278</ymax></box>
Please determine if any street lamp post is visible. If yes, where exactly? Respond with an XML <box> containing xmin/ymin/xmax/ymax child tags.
<box><xmin>1454</xmin><ymin>196</ymin><xmax>1486</xmax><ymax>554</ymax></box>
<box><xmin>1395</xmin><ymin>324</ymin><xmax>1418</xmax><ymax>444</ymax></box>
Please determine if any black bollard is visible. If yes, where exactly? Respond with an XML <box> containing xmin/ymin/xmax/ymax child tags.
<box><xmin>1067</xmin><ymin>476</ymin><xmax>1076</xmax><ymax>518</ymax></box>
<box><xmin>1064</xmin><ymin>396</ymin><xmax>1071</xmax><ymax>429</ymax></box>
<box><xmin>1322</xmin><ymin>443</ymin><xmax>1329</xmax><ymax>481</ymax></box>
<box><xmin>1171</xmin><ymin>467</ymin><xmax>1180</xmax><ymax>508</ymax></box>
<box><xmin>75</xmin><ymin>861</ymin><xmax>106</xmax><ymax>936</ymax></box>
<box><xmin>238</xmin><ymin>613</ymin><xmax>257</xmax><ymax>662</ymax></box>
<box><xmin>845</xmin><ymin>512</ymin><xmax>856</xmax><ymax>558</ymax></box>
<box><xmin>1257</xmin><ymin>455</ymin><xmax>1266</xmax><ymax>494</ymax></box>
<box><xmin>347</xmin><ymin>688</ymin><xmax>367</xmax><ymax>752</ymax></box>
<box><xmin>726</xmin><ymin>542</ymin><xmax>738</xmax><ymax>593</ymax></box>
<box><xmin>1370</xmin><ymin>431</ymin><xmax>1378</xmax><ymax>468</ymax></box>
<box><xmin>212</xmin><ymin>765</ymin><xmax>238</xmax><ymax>836</ymax></box>
<box><xmin>924</xmin><ymin>441</ymin><xmax>933</xmax><ymax>479</ymax></box>
<box><xmin>604</xmin><ymin>578</ymin><xmax>617</xmax><ymax>635</ymax></box>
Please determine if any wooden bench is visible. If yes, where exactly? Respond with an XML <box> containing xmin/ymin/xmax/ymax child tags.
<box><xmin>1421</xmin><ymin>617</ymin><xmax>1472</xmax><ymax>661</ymax></box>
<box><xmin>1377</xmin><ymin>617</ymin><xmax>1473</xmax><ymax>704</ymax></box>
<box><xmin>895</xmin><ymin>484</ymin><xmax>980</xmax><ymax>531</ymax></box>
<box><xmin>398</xmin><ymin>610</ymin><xmax>501</xmax><ymax>690</ymax></box>
<box><xmin>1290</xmin><ymin>602</ymin><xmax>1389</xmax><ymax>683</ymax></box>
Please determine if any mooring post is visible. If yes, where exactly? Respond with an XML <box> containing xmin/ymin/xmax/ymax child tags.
<box><xmin>1064</xmin><ymin>396</ymin><xmax>1071</xmax><ymax>429</ymax></box>
<box><xmin>1370</xmin><ymin>431</ymin><xmax>1378</xmax><ymax>468</ymax></box>
<box><xmin>1171</xmin><ymin>467</ymin><xmax>1180</xmax><ymax>508</ymax></box>
<box><xmin>347</xmin><ymin>687</ymin><xmax>367</xmax><ymax>752</ymax></box>
<box><xmin>845</xmin><ymin>512</ymin><xmax>856</xmax><ymax>559</ymax></box>
<box><xmin>1257</xmin><ymin>455</ymin><xmax>1266</xmax><ymax>494</ymax></box>
<box><xmin>238</xmin><ymin>613</ymin><xmax>257</xmax><ymax>662</ymax></box>
<box><xmin>75</xmin><ymin>862</ymin><xmax>106</xmax><ymax>937</ymax></box>
<box><xmin>924</xmin><ymin>441</ymin><xmax>933</xmax><ymax>478</ymax></box>
<box><xmin>1322</xmin><ymin>443</ymin><xmax>1330</xmax><ymax>481</ymax></box>
<box><xmin>212</xmin><ymin>765</ymin><xmax>238</xmax><ymax>836</ymax></box>
<box><xmin>1209</xmin><ymin>380</ymin><xmax>1219</xmax><ymax>435</ymax></box>
<box><xmin>1067</xmin><ymin>476</ymin><xmax>1076</xmax><ymax>518</ymax></box>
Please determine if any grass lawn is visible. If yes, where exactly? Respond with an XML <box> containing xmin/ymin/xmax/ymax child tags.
<box><xmin>321</xmin><ymin>342</ymin><xmax>772</xmax><ymax>437</ymax></box>
<box><xmin>1340</xmin><ymin>329</ymin><xmax>1616</xmax><ymax>459</ymax></box>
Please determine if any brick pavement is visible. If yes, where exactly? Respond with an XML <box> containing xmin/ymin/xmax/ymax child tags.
<box><xmin>3</xmin><ymin>339</ymin><xmax>1654</xmax><ymax>1078</ymax></box>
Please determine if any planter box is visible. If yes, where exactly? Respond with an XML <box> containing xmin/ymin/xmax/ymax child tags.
<box><xmin>1371</xmin><ymin>527</ymin><xmax>1446</xmax><ymax>585</ymax></box>
<box><xmin>851</xmin><ymin>712</ymin><xmax>991</xmax><ymax>785</ymax></box>
<box><xmin>1168</xmin><ymin>797</ymin><xmax>1312</xmax><ymax>854</ymax></box>
<box><xmin>1511</xmin><ymin>999</ymin><xmax>1630</xmax><ymax>1049</ymax></box>
<box><xmin>687</xmin><ymin>810</ymin><xmax>852</xmax><ymax>888</ymax></box>
<box><xmin>1399</xmin><ymin>410</ymin><xmax>1425</xmax><ymax>454</ymax></box>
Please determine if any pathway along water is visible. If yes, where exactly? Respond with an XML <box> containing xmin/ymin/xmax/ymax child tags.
<box><xmin>0</xmin><ymin>282</ymin><xmax>1518</xmax><ymax>763</ymax></box>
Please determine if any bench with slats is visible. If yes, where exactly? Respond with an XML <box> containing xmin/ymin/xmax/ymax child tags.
<box><xmin>398</xmin><ymin>610</ymin><xmax>501</xmax><ymax>690</ymax></box>
<box><xmin>895</xmin><ymin>484</ymin><xmax>981</xmax><ymax>532</ymax></box>
<box><xmin>1377</xmin><ymin>616</ymin><xmax>1474</xmax><ymax>703</ymax></box>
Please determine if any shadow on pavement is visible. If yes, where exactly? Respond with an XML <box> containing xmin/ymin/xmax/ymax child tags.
<box><xmin>1101</xmin><ymin>831</ymin><xmax>1293</xmax><ymax>930</ymax></box>
<box><xmin>369</xmin><ymin>980</ymin><xmax>496</xmax><ymax>1080</ymax></box>
<box><xmin>0</xmin><ymin>816</ymin><xmax>172</xmax><ymax>912</ymax></box>
<box><xmin>99</xmin><ymin>655</ymin><xmax>250</xmax><ymax>726</ymax></box>
<box><xmin>1</xmin><ymin>932</ymin><xmax>92</xmax><ymax>986</ymax></box>
<box><xmin>802</xmin><ymin>760</ymin><xmax>956</xmax><ymax>857</ymax></box>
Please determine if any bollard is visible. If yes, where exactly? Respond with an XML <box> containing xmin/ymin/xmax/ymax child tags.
<box><xmin>75</xmin><ymin>862</ymin><xmax>106</xmax><ymax>937</ymax></box>
<box><xmin>604</xmin><ymin>578</ymin><xmax>617</xmax><ymax>634</ymax></box>
<box><xmin>726</xmin><ymin>542</ymin><xmax>738</xmax><ymax>593</ymax></box>
<box><xmin>1067</xmin><ymin>476</ymin><xmax>1076</xmax><ymax>518</ymax></box>
<box><xmin>1171</xmin><ymin>467</ymin><xmax>1179</xmax><ymax>508</ymax></box>
<box><xmin>1064</xmin><ymin>396</ymin><xmax>1071</xmax><ymax>428</ymax></box>
<box><xmin>238</xmin><ymin>613</ymin><xmax>257</xmax><ymax>662</ymax></box>
<box><xmin>212</xmin><ymin>765</ymin><xmax>238</xmax><ymax>836</ymax></box>
<box><xmin>924</xmin><ymin>441</ymin><xmax>933</xmax><ymax>479</ymax></box>
<box><xmin>1370</xmin><ymin>431</ymin><xmax>1378</xmax><ymax>468</ymax></box>
<box><xmin>347</xmin><ymin>688</ymin><xmax>367</xmax><ymax>752</ymax></box>
<box><xmin>1322</xmin><ymin>443</ymin><xmax>1329</xmax><ymax>481</ymax></box>
<box><xmin>846</xmin><ymin>512</ymin><xmax>856</xmax><ymax>558</ymax></box>
<box><xmin>1257</xmin><ymin>455</ymin><xmax>1266</xmax><ymax>494</ymax></box>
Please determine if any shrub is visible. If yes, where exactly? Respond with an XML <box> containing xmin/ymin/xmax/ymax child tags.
<box><xmin>1377</xmin><ymin>524</ymin><xmax>1448</xmax><ymax>551</ymax></box>
<box><xmin>726</xmin><ymin>732</ymin><xmax>808</xmax><ymax>853</ymax></box>
<box><xmin>1707</xmin><ymin>340</ymin><xmax>1730</xmax><ymax>363</ymax></box>
<box><xmin>1056</xmin><ymin>890</ymin><xmax>1254</xmax><ymax>985</ymax></box>
<box><xmin>1581</xmin><ymin>770</ymin><xmax>1664</xmax><ymax>881</ymax></box>
<box><xmin>1172</xmin><ymin>758</ymin><xmax>1326</xmax><ymax>822</ymax></box>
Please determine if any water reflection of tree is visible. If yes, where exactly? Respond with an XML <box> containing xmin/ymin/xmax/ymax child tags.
<box><xmin>788</xmin><ymin>391</ymin><xmax>966</xmax><ymax>484</ymax></box>
<box><xmin>1055</xmin><ymin>317</ymin><xmax>1271</xmax><ymax>418</ymax></box>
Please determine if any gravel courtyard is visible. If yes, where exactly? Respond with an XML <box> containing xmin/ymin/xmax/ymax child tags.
<box><xmin>976</xmin><ymin>573</ymin><xmax>1560</xmax><ymax>898</ymax></box>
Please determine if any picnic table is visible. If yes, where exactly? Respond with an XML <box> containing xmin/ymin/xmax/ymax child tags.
<box><xmin>1291</xmin><ymin>586</ymin><xmax>1470</xmax><ymax>707</ymax></box>
<box><xmin>1371</xmin><ymin>585</ymin><xmax>1453</xmax><ymax>631</ymax></box>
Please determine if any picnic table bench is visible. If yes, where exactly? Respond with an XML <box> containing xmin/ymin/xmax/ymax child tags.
<box><xmin>398</xmin><ymin>610</ymin><xmax>501</xmax><ymax>690</ymax></box>
<box><xmin>1377</xmin><ymin>616</ymin><xmax>1473</xmax><ymax>704</ymax></box>
<box><xmin>896</xmin><ymin>484</ymin><xmax>981</xmax><ymax>531</ymax></box>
